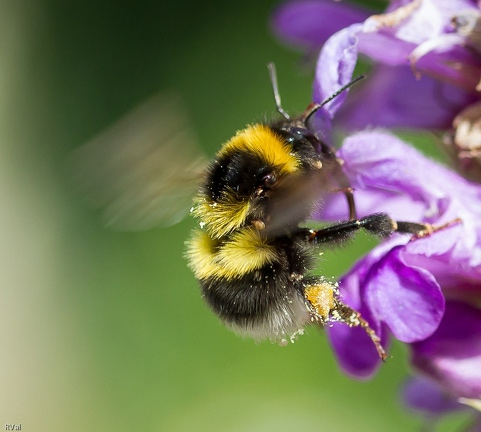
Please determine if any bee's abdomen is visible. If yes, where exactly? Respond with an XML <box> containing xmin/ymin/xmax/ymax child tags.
<box><xmin>185</xmin><ymin>227</ymin><xmax>312</xmax><ymax>340</ymax></box>
<box><xmin>201</xmin><ymin>262</ymin><xmax>291</xmax><ymax>319</ymax></box>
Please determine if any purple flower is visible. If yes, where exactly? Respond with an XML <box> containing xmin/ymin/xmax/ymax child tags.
<box><xmin>272</xmin><ymin>0</ymin><xmax>481</xmax><ymax>414</ymax></box>
<box><xmin>316</xmin><ymin>130</ymin><xmax>481</xmax><ymax>380</ymax></box>
<box><xmin>272</xmin><ymin>0</ymin><xmax>481</xmax><ymax>130</ymax></box>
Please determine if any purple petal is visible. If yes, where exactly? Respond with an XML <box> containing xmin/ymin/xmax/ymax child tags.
<box><xmin>404</xmin><ymin>220</ymin><xmax>481</xmax><ymax>291</ymax></box>
<box><xmin>313</xmin><ymin>23</ymin><xmax>362</xmax><ymax>116</ymax></box>
<box><xmin>366</xmin><ymin>0</ymin><xmax>477</xmax><ymax>44</ymax></box>
<box><xmin>358</xmin><ymin>31</ymin><xmax>415</xmax><ymax>66</ymax></box>
<box><xmin>412</xmin><ymin>301</ymin><xmax>481</xmax><ymax>399</ymax></box>
<box><xmin>336</xmin><ymin>65</ymin><xmax>477</xmax><ymax>130</ymax></box>
<box><xmin>334</xmin><ymin>131</ymin><xmax>443</xmax><ymax>216</ymax></box>
<box><xmin>271</xmin><ymin>0</ymin><xmax>370</xmax><ymax>51</ymax></box>
<box><xmin>403</xmin><ymin>252</ymin><xmax>481</xmax><ymax>298</ymax></box>
<box><xmin>313</xmin><ymin>128</ymin><xmax>481</xmax><ymax>296</ymax></box>
<box><xmin>315</xmin><ymin>186</ymin><xmax>427</xmax><ymax>223</ymax></box>
<box><xmin>336</xmin><ymin>131</ymin><xmax>431</xmax><ymax>196</ymax></box>
<box><xmin>411</xmin><ymin>39</ymin><xmax>481</xmax><ymax>92</ymax></box>
<box><xmin>365</xmin><ymin>246</ymin><xmax>445</xmax><ymax>342</ymax></box>
<box><xmin>358</xmin><ymin>0</ymin><xmax>481</xmax><ymax>93</ymax></box>
<box><xmin>402</xmin><ymin>375</ymin><xmax>466</xmax><ymax>415</ymax></box>
<box><xmin>403</xmin><ymin>224</ymin><xmax>462</xmax><ymax>261</ymax></box>
<box><xmin>319</xmin><ymin>129</ymin><xmax>481</xmax><ymax>220</ymax></box>
<box><xmin>313</xmin><ymin>130</ymin><xmax>438</xmax><ymax>221</ymax></box>
<box><xmin>327</xmin><ymin>129</ymin><xmax>481</xmax><ymax>273</ymax></box>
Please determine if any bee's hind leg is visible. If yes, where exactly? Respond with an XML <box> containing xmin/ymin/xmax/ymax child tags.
<box><xmin>304</xmin><ymin>282</ymin><xmax>388</xmax><ymax>361</ymax></box>
<box><xmin>332</xmin><ymin>300</ymin><xmax>388</xmax><ymax>361</ymax></box>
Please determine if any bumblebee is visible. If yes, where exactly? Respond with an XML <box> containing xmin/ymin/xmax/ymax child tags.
<box><xmin>185</xmin><ymin>64</ymin><xmax>455</xmax><ymax>358</ymax></box>
<box><xmin>72</xmin><ymin>64</ymin><xmax>448</xmax><ymax>360</ymax></box>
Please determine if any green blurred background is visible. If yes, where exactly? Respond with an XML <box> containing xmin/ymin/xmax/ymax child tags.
<box><xmin>0</xmin><ymin>1</ymin><xmax>468</xmax><ymax>431</ymax></box>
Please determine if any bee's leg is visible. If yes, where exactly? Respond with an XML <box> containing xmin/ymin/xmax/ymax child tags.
<box><xmin>345</xmin><ymin>188</ymin><xmax>357</xmax><ymax>221</ymax></box>
<box><xmin>329</xmin><ymin>186</ymin><xmax>357</xmax><ymax>221</ymax></box>
<box><xmin>395</xmin><ymin>218</ymin><xmax>462</xmax><ymax>239</ymax></box>
<box><xmin>299</xmin><ymin>213</ymin><xmax>396</xmax><ymax>244</ymax></box>
<box><xmin>314</xmin><ymin>147</ymin><xmax>357</xmax><ymax>221</ymax></box>
<box><xmin>332</xmin><ymin>299</ymin><xmax>388</xmax><ymax>361</ymax></box>
<box><xmin>304</xmin><ymin>282</ymin><xmax>387</xmax><ymax>361</ymax></box>
<box><xmin>296</xmin><ymin>213</ymin><xmax>461</xmax><ymax>244</ymax></box>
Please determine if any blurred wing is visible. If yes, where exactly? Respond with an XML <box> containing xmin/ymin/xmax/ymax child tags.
<box><xmin>264</xmin><ymin>170</ymin><xmax>330</xmax><ymax>237</ymax></box>
<box><xmin>69</xmin><ymin>93</ymin><xmax>207</xmax><ymax>231</ymax></box>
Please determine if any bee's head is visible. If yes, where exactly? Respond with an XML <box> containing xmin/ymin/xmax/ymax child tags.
<box><xmin>192</xmin><ymin>123</ymin><xmax>315</xmax><ymax>238</ymax></box>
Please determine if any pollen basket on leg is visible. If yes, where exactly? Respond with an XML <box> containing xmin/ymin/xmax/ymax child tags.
<box><xmin>304</xmin><ymin>282</ymin><xmax>336</xmax><ymax>322</ymax></box>
<box><xmin>185</xmin><ymin>228</ymin><xmax>280</xmax><ymax>281</ymax></box>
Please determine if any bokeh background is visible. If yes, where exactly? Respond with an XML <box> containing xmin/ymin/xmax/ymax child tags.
<box><xmin>0</xmin><ymin>1</ymin><xmax>470</xmax><ymax>431</ymax></box>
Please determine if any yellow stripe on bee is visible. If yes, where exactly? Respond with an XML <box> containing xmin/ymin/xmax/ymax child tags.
<box><xmin>185</xmin><ymin>228</ymin><xmax>279</xmax><ymax>281</ymax></box>
<box><xmin>185</xmin><ymin>229</ymin><xmax>221</xmax><ymax>279</ymax></box>
<box><xmin>191</xmin><ymin>194</ymin><xmax>250</xmax><ymax>239</ymax></box>
<box><xmin>217</xmin><ymin>124</ymin><xmax>300</xmax><ymax>175</ymax></box>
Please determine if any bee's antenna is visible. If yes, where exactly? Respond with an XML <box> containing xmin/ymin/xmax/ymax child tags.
<box><xmin>267</xmin><ymin>62</ymin><xmax>290</xmax><ymax>121</ymax></box>
<box><xmin>302</xmin><ymin>74</ymin><xmax>366</xmax><ymax>124</ymax></box>
<box><xmin>319</xmin><ymin>74</ymin><xmax>366</xmax><ymax>108</ymax></box>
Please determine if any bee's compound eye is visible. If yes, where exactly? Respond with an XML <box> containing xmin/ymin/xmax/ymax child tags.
<box><xmin>262</xmin><ymin>172</ymin><xmax>277</xmax><ymax>188</ymax></box>
<box><xmin>290</xmin><ymin>127</ymin><xmax>316</xmax><ymax>141</ymax></box>
<box><xmin>254</xmin><ymin>168</ymin><xmax>278</xmax><ymax>198</ymax></box>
